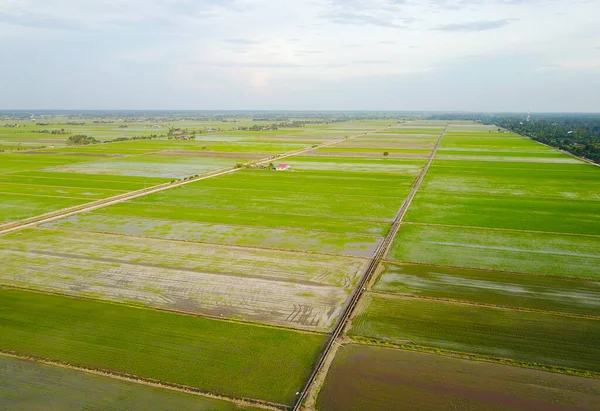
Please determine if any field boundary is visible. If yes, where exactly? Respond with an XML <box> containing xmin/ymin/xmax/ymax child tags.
<box><xmin>402</xmin><ymin>221</ymin><xmax>600</xmax><ymax>239</ymax></box>
<box><xmin>379</xmin><ymin>259</ymin><xmax>600</xmax><ymax>283</ymax></box>
<box><xmin>0</xmin><ymin>351</ymin><xmax>284</xmax><ymax>411</ymax></box>
<box><xmin>294</xmin><ymin>124</ymin><xmax>449</xmax><ymax>411</ymax></box>
<box><xmin>363</xmin><ymin>291</ymin><xmax>600</xmax><ymax>320</ymax></box>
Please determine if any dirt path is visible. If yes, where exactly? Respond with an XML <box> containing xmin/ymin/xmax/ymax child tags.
<box><xmin>297</xmin><ymin>124</ymin><xmax>449</xmax><ymax>411</ymax></box>
<box><xmin>0</xmin><ymin>127</ymin><xmax>390</xmax><ymax>236</ymax></box>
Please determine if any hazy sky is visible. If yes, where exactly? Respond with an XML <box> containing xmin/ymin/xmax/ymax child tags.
<box><xmin>1</xmin><ymin>0</ymin><xmax>599</xmax><ymax>111</ymax></box>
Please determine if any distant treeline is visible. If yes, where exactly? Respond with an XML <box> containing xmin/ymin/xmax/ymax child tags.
<box><xmin>428</xmin><ymin>113</ymin><xmax>600</xmax><ymax>164</ymax></box>
<box><xmin>67</xmin><ymin>135</ymin><xmax>98</xmax><ymax>145</ymax></box>
<box><xmin>34</xmin><ymin>129</ymin><xmax>69</xmax><ymax>135</ymax></box>
<box><xmin>111</xmin><ymin>134</ymin><xmax>160</xmax><ymax>142</ymax></box>
<box><xmin>67</xmin><ymin>133</ymin><xmax>163</xmax><ymax>145</ymax></box>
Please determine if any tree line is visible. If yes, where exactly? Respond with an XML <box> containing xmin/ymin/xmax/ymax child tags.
<box><xmin>428</xmin><ymin>113</ymin><xmax>600</xmax><ymax>164</ymax></box>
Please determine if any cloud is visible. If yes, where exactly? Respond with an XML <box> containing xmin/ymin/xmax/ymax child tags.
<box><xmin>225</xmin><ymin>38</ymin><xmax>263</xmax><ymax>45</ymax></box>
<box><xmin>435</xmin><ymin>18</ymin><xmax>516</xmax><ymax>31</ymax></box>
<box><xmin>323</xmin><ymin>10</ymin><xmax>410</xmax><ymax>28</ymax></box>
<box><xmin>322</xmin><ymin>0</ymin><xmax>415</xmax><ymax>28</ymax></box>
<box><xmin>354</xmin><ymin>59</ymin><xmax>389</xmax><ymax>64</ymax></box>
<box><xmin>1</xmin><ymin>0</ymin><xmax>599</xmax><ymax>111</ymax></box>
<box><xmin>0</xmin><ymin>0</ymin><xmax>234</xmax><ymax>31</ymax></box>
<box><xmin>0</xmin><ymin>11</ymin><xmax>81</xmax><ymax>30</ymax></box>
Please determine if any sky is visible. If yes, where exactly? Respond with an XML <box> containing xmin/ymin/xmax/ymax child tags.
<box><xmin>1</xmin><ymin>0</ymin><xmax>599</xmax><ymax>112</ymax></box>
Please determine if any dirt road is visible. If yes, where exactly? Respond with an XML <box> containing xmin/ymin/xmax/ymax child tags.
<box><xmin>0</xmin><ymin>127</ymin><xmax>390</xmax><ymax>236</ymax></box>
<box><xmin>296</xmin><ymin>123</ymin><xmax>449</xmax><ymax>411</ymax></box>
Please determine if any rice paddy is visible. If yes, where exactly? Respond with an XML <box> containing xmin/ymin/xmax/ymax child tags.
<box><xmin>316</xmin><ymin>122</ymin><xmax>600</xmax><ymax>410</ymax></box>
<box><xmin>2</xmin><ymin>117</ymin><xmax>599</xmax><ymax>410</ymax></box>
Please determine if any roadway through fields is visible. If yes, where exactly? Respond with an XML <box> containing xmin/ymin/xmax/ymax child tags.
<box><xmin>0</xmin><ymin>124</ymin><xmax>398</xmax><ymax>411</ymax></box>
<box><xmin>0</xmin><ymin>126</ymin><xmax>391</xmax><ymax>236</ymax></box>
<box><xmin>295</xmin><ymin>123</ymin><xmax>449</xmax><ymax>411</ymax></box>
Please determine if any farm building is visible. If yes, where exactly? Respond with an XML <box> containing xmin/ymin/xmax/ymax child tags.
<box><xmin>275</xmin><ymin>164</ymin><xmax>290</xmax><ymax>171</ymax></box>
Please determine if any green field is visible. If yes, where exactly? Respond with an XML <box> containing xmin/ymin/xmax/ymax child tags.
<box><xmin>88</xmin><ymin>201</ymin><xmax>391</xmax><ymax>235</ymax></box>
<box><xmin>404</xmin><ymin>192</ymin><xmax>600</xmax><ymax>235</ymax></box>
<box><xmin>40</xmin><ymin>162</ymin><xmax>420</xmax><ymax>256</ymax></box>
<box><xmin>0</xmin><ymin>355</ymin><xmax>260</xmax><ymax>411</ymax></box>
<box><xmin>45</xmin><ymin>213</ymin><xmax>381</xmax><ymax>256</ymax></box>
<box><xmin>388</xmin><ymin>223</ymin><xmax>600</xmax><ymax>279</ymax></box>
<box><xmin>3</xmin><ymin>118</ymin><xmax>599</xmax><ymax>410</ymax></box>
<box><xmin>374</xmin><ymin>263</ymin><xmax>600</xmax><ymax>316</ymax></box>
<box><xmin>0</xmin><ymin>288</ymin><xmax>326</xmax><ymax>405</ymax></box>
<box><xmin>349</xmin><ymin>294</ymin><xmax>600</xmax><ymax>372</ymax></box>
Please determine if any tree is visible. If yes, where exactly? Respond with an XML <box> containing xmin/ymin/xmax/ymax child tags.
<box><xmin>67</xmin><ymin>135</ymin><xmax>98</xmax><ymax>146</ymax></box>
<box><xmin>383</xmin><ymin>152</ymin><xmax>389</xmax><ymax>157</ymax></box>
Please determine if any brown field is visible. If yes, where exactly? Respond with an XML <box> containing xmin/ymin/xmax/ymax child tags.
<box><xmin>317</xmin><ymin>344</ymin><xmax>600</xmax><ymax>411</ymax></box>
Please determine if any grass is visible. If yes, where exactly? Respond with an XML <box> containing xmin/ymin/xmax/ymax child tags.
<box><xmin>42</xmin><ymin>156</ymin><xmax>237</xmax><ymax>179</ymax></box>
<box><xmin>0</xmin><ymin>194</ymin><xmax>87</xmax><ymax>223</ymax></box>
<box><xmin>404</xmin><ymin>193</ymin><xmax>600</xmax><ymax>235</ymax></box>
<box><xmin>420</xmin><ymin>163</ymin><xmax>600</xmax><ymax>201</ymax></box>
<box><xmin>388</xmin><ymin>223</ymin><xmax>600</xmax><ymax>279</ymax></box>
<box><xmin>0</xmin><ymin>182</ymin><xmax>126</xmax><ymax>198</ymax></box>
<box><xmin>196</xmin><ymin>169</ymin><xmax>416</xmax><ymax>198</ymax></box>
<box><xmin>0</xmin><ymin>288</ymin><xmax>327</xmax><ymax>405</ymax></box>
<box><xmin>0</xmin><ymin>172</ymin><xmax>168</xmax><ymax>190</ymax></box>
<box><xmin>349</xmin><ymin>293</ymin><xmax>600</xmax><ymax>372</ymax></box>
<box><xmin>283</xmin><ymin>156</ymin><xmax>426</xmax><ymax>174</ymax></box>
<box><xmin>45</xmin><ymin>213</ymin><xmax>381</xmax><ymax>256</ymax></box>
<box><xmin>134</xmin><ymin>184</ymin><xmax>405</xmax><ymax>220</ymax></box>
<box><xmin>94</xmin><ymin>202</ymin><xmax>391</xmax><ymax>236</ymax></box>
<box><xmin>316</xmin><ymin>344</ymin><xmax>600</xmax><ymax>411</ymax></box>
<box><xmin>374</xmin><ymin>263</ymin><xmax>600</xmax><ymax>316</ymax></box>
<box><xmin>0</xmin><ymin>355</ymin><xmax>261</xmax><ymax>411</ymax></box>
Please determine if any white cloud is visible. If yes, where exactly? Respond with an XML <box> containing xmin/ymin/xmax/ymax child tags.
<box><xmin>0</xmin><ymin>0</ymin><xmax>599</xmax><ymax>110</ymax></box>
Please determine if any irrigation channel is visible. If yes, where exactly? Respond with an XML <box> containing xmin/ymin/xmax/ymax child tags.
<box><xmin>294</xmin><ymin>123</ymin><xmax>449</xmax><ymax>411</ymax></box>
<box><xmin>0</xmin><ymin>126</ymin><xmax>391</xmax><ymax>236</ymax></box>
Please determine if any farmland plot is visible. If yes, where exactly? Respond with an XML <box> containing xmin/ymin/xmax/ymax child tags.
<box><xmin>349</xmin><ymin>294</ymin><xmax>600</xmax><ymax>372</ymax></box>
<box><xmin>317</xmin><ymin>345</ymin><xmax>600</xmax><ymax>411</ymax></box>
<box><xmin>42</xmin><ymin>155</ymin><xmax>238</xmax><ymax>178</ymax></box>
<box><xmin>0</xmin><ymin>228</ymin><xmax>368</xmax><ymax>331</ymax></box>
<box><xmin>283</xmin><ymin>156</ymin><xmax>427</xmax><ymax>174</ymax></box>
<box><xmin>0</xmin><ymin>288</ymin><xmax>326</xmax><ymax>405</ymax></box>
<box><xmin>0</xmin><ymin>355</ymin><xmax>261</xmax><ymax>411</ymax></box>
<box><xmin>315</xmin><ymin>122</ymin><xmax>600</xmax><ymax>411</ymax></box>
<box><xmin>46</xmin><ymin>213</ymin><xmax>382</xmax><ymax>256</ymax></box>
<box><xmin>388</xmin><ymin>222</ymin><xmax>600</xmax><ymax>279</ymax></box>
<box><xmin>43</xmin><ymin>163</ymin><xmax>420</xmax><ymax>255</ymax></box>
<box><xmin>0</xmin><ymin>119</ymin><xmax>443</xmax><ymax>409</ymax></box>
<box><xmin>0</xmin><ymin>169</ymin><xmax>169</xmax><ymax>224</ymax></box>
<box><xmin>374</xmin><ymin>263</ymin><xmax>600</xmax><ymax>317</ymax></box>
